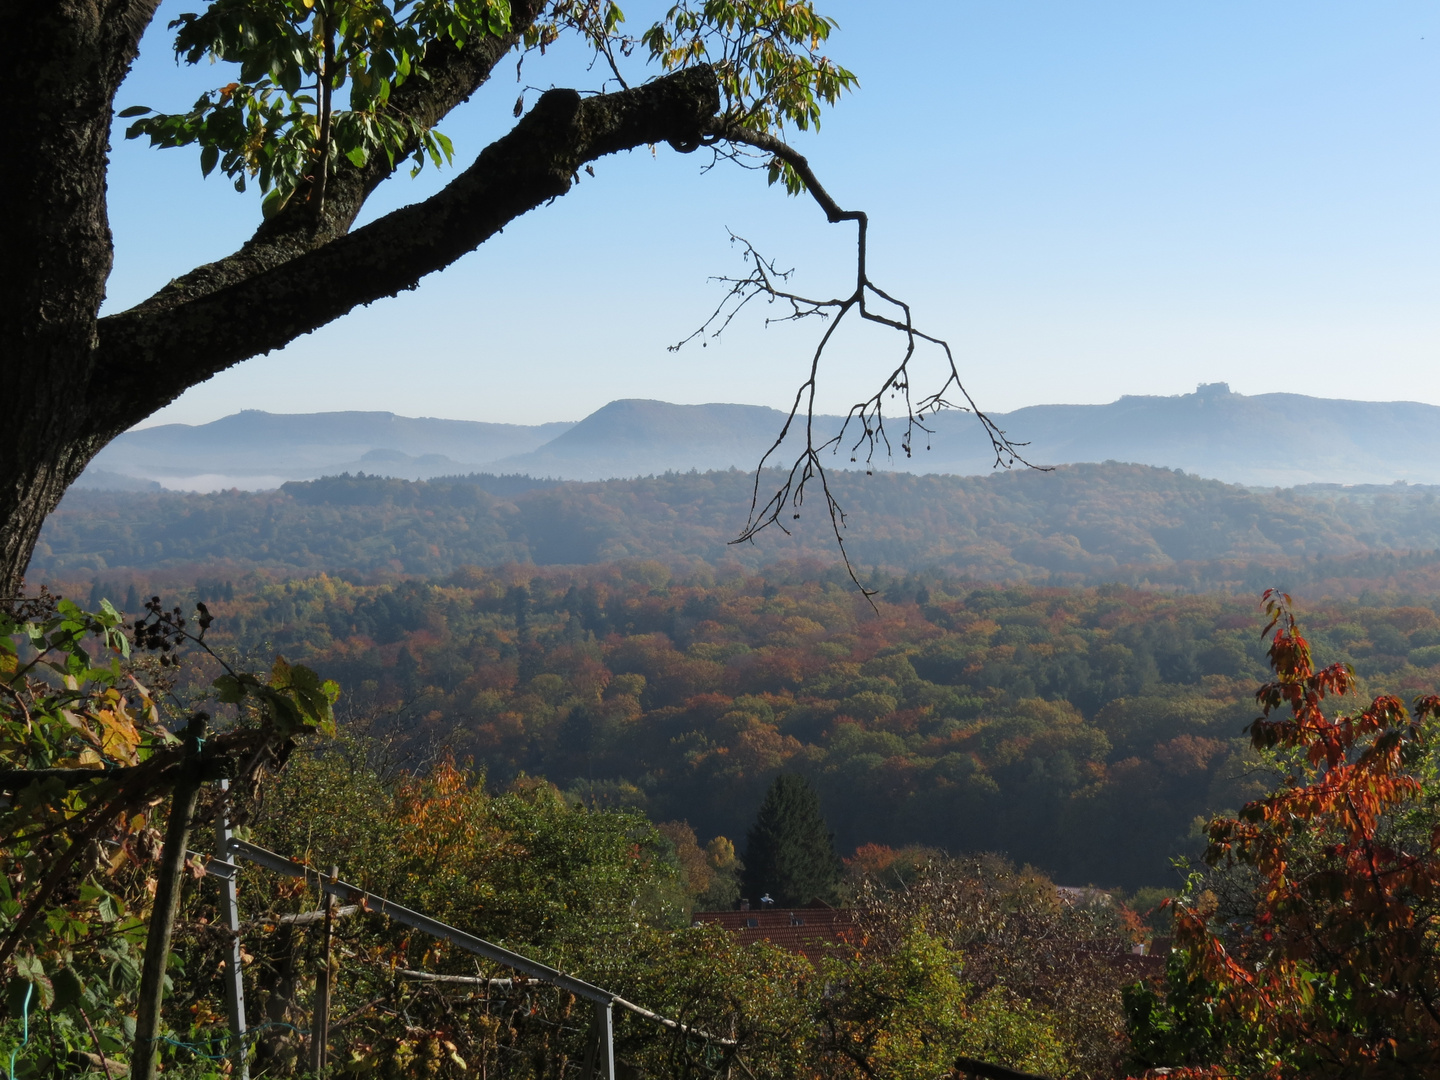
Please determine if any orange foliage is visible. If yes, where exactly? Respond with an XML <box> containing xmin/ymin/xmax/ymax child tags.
<box><xmin>1171</xmin><ymin>591</ymin><xmax>1440</xmax><ymax>1076</ymax></box>
<box><xmin>845</xmin><ymin>843</ymin><xmax>901</xmax><ymax>878</ymax></box>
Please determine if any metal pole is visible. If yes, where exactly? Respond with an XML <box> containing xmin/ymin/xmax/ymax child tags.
<box><xmin>309</xmin><ymin>865</ymin><xmax>336</xmax><ymax>1076</ymax></box>
<box><xmin>215</xmin><ymin>780</ymin><xmax>250</xmax><ymax>1080</ymax></box>
<box><xmin>595</xmin><ymin>1000</ymin><xmax>615</xmax><ymax>1080</ymax></box>
<box><xmin>229</xmin><ymin>840</ymin><xmax>614</xmax><ymax>1005</ymax></box>
<box><xmin>212</xmin><ymin>840</ymin><xmax>753</xmax><ymax>1079</ymax></box>
<box><xmin>951</xmin><ymin>1057</ymin><xmax>1054</xmax><ymax>1080</ymax></box>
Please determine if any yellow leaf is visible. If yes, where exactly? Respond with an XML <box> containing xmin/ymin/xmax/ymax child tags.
<box><xmin>96</xmin><ymin>706</ymin><xmax>142</xmax><ymax>764</ymax></box>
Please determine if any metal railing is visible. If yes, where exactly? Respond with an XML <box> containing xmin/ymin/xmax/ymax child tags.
<box><xmin>208</xmin><ymin>818</ymin><xmax>733</xmax><ymax>1080</ymax></box>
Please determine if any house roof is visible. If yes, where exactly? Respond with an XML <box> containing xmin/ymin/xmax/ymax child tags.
<box><xmin>692</xmin><ymin>907</ymin><xmax>859</xmax><ymax>963</ymax></box>
<box><xmin>696</xmin><ymin>907</ymin><xmax>1167</xmax><ymax>978</ymax></box>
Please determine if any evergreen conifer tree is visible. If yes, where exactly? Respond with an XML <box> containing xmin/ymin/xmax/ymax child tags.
<box><xmin>742</xmin><ymin>774</ymin><xmax>840</xmax><ymax>907</ymax></box>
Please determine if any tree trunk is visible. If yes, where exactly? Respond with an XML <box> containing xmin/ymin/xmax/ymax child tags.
<box><xmin>0</xmin><ymin>1</ymin><xmax>154</xmax><ymax>597</ymax></box>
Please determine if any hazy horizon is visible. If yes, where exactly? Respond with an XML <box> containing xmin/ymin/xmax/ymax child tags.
<box><xmin>123</xmin><ymin>381</ymin><xmax>1440</xmax><ymax>433</ymax></box>
<box><xmin>108</xmin><ymin>2</ymin><xmax>1438</xmax><ymax>429</ymax></box>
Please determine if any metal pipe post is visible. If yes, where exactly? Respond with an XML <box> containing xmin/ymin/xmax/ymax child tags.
<box><xmin>215</xmin><ymin>780</ymin><xmax>249</xmax><ymax>1080</ymax></box>
<box><xmin>309</xmin><ymin>865</ymin><xmax>337</xmax><ymax>1076</ymax></box>
<box><xmin>595</xmin><ymin>1000</ymin><xmax>615</xmax><ymax>1080</ymax></box>
<box><xmin>229</xmin><ymin>840</ymin><xmax>614</xmax><ymax>1004</ymax></box>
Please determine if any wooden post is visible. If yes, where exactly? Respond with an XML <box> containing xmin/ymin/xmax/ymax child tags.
<box><xmin>215</xmin><ymin>780</ymin><xmax>249</xmax><ymax>1080</ymax></box>
<box><xmin>309</xmin><ymin>865</ymin><xmax>337</xmax><ymax>1076</ymax></box>
<box><xmin>132</xmin><ymin>716</ymin><xmax>207</xmax><ymax>1080</ymax></box>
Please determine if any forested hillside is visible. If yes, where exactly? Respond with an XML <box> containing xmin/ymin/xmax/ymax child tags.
<box><xmin>31</xmin><ymin>463</ymin><xmax>1440</xmax><ymax>595</ymax></box>
<box><xmin>96</xmin><ymin>563</ymin><xmax>1440</xmax><ymax>891</ymax></box>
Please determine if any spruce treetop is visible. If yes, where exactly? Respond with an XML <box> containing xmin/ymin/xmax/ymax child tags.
<box><xmin>743</xmin><ymin>772</ymin><xmax>840</xmax><ymax>907</ymax></box>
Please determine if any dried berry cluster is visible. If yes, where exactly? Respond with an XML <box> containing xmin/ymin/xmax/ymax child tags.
<box><xmin>129</xmin><ymin>597</ymin><xmax>195</xmax><ymax>666</ymax></box>
<box><xmin>1</xmin><ymin>583</ymin><xmax>60</xmax><ymax>622</ymax></box>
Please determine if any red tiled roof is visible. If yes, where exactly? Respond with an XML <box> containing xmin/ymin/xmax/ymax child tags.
<box><xmin>697</xmin><ymin>909</ymin><xmax>1167</xmax><ymax>978</ymax></box>
<box><xmin>693</xmin><ymin>908</ymin><xmax>858</xmax><ymax>963</ymax></box>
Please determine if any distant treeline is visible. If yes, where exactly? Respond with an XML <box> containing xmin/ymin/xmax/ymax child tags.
<box><xmin>31</xmin><ymin>463</ymin><xmax>1440</xmax><ymax>595</ymax></box>
<box><xmin>102</xmin><ymin>562</ymin><xmax>1440</xmax><ymax>891</ymax></box>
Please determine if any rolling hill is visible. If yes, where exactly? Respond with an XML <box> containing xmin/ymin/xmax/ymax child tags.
<box><xmin>80</xmin><ymin>384</ymin><xmax>1440</xmax><ymax>491</ymax></box>
<box><xmin>84</xmin><ymin>409</ymin><xmax>574</xmax><ymax>489</ymax></box>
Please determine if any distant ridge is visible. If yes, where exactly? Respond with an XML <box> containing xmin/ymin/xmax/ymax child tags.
<box><xmin>70</xmin><ymin>469</ymin><xmax>163</xmax><ymax>493</ymax></box>
<box><xmin>79</xmin><ymin>385</ymin><xmax>1440</xmax><ymax>491</ymax></box>
<box><xmin>86</xmin><ymin>410</ymin><xmax>574</xmax><ymax>489</ymax></box>
<box><xmin>937</xmin><ymin>383</ymin><xmax>1440</xmax><ymax>487</ymax></box>
<box><xmin>488</xmin><ymin>399</ymin><xmax>799</xmax><ymax>480</ymax></box>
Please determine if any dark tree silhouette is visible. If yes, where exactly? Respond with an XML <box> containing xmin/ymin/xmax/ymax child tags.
<box><xmin>743</xmin><ymin>773</ymin><xmax>840</xmax><ymax>907</ymax></box>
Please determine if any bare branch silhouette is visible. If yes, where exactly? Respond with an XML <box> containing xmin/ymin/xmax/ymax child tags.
<box><xmin>676</xmin><ymin>122</ymin><xmax>1046</xmax><ymax>599</ymax></box>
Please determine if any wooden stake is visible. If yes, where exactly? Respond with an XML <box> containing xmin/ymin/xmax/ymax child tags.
<box><xmin>132</xmin><ymin>716</ymin><xmax>207</xmax><ymax>1080</ymax></box>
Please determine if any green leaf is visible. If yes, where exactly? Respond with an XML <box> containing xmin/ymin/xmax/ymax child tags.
<box><xmin>434</xmin><ymin>130</ymin><xmax>454</xmax><ymax>164</ymax></box>
<box><xmin>116</xmin><ymin>105</ymin><xmax>152</xmax><ymax>118</ymax></box>
<box><xmin>97</xmin><ymin>894</ymin><xmax>121</xmax><ymax>924</ymax></box>
<box><xmin>213</xmin><ymin>672</ymin><xmax>249</xmax><ymax>704</ymax></box>
<box><xmin>51</xmin><ymin>968</ymin><xmax>84</xmax><ymax>1011</ymax></box>
<box><xmin>261</xmin><ymin>186</ymin><xmax>291</xmax><ymax>219</ymax></box>
<box><xmin>266</xmin><ymin>657</ymin><xmax>340</xmax><ymax>734</ymax></box>
<box><xmin>200</xmin><ymin>143</ymin><xmax>220</xmax><ymax>177</ymax></box>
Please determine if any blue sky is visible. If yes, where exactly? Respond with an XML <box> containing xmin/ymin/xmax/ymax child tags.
<box><xmin>108</xmin><ymin>1</ymin><xmax>1439</xmax><ymax>427</ymax></box>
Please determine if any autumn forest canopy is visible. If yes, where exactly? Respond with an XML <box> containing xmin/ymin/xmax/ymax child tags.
<box><xmin>19</xmin><ymin>477</ymin><xmax>1440</xmax><ymax>1078</ymax></box>
<box><xmin>35</xmin><ymin>517</ymin><xmax>1440</xmax><ymax>891</ymax></box>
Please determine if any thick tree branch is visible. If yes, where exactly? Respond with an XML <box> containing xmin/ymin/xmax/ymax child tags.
<box><xmin>94</xmin><ymin>66</ymin><xmax>721</xmax><ymax>428</ymax></box>
<box><xmin>127</xmin><ymin>0</ymin><xmax>549</xmax><ymax>319</ymax></box>
<box><xmin>704</xmin><ymin>123</ymin><xmax>859</xmax><ymax>227</ymax></box>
